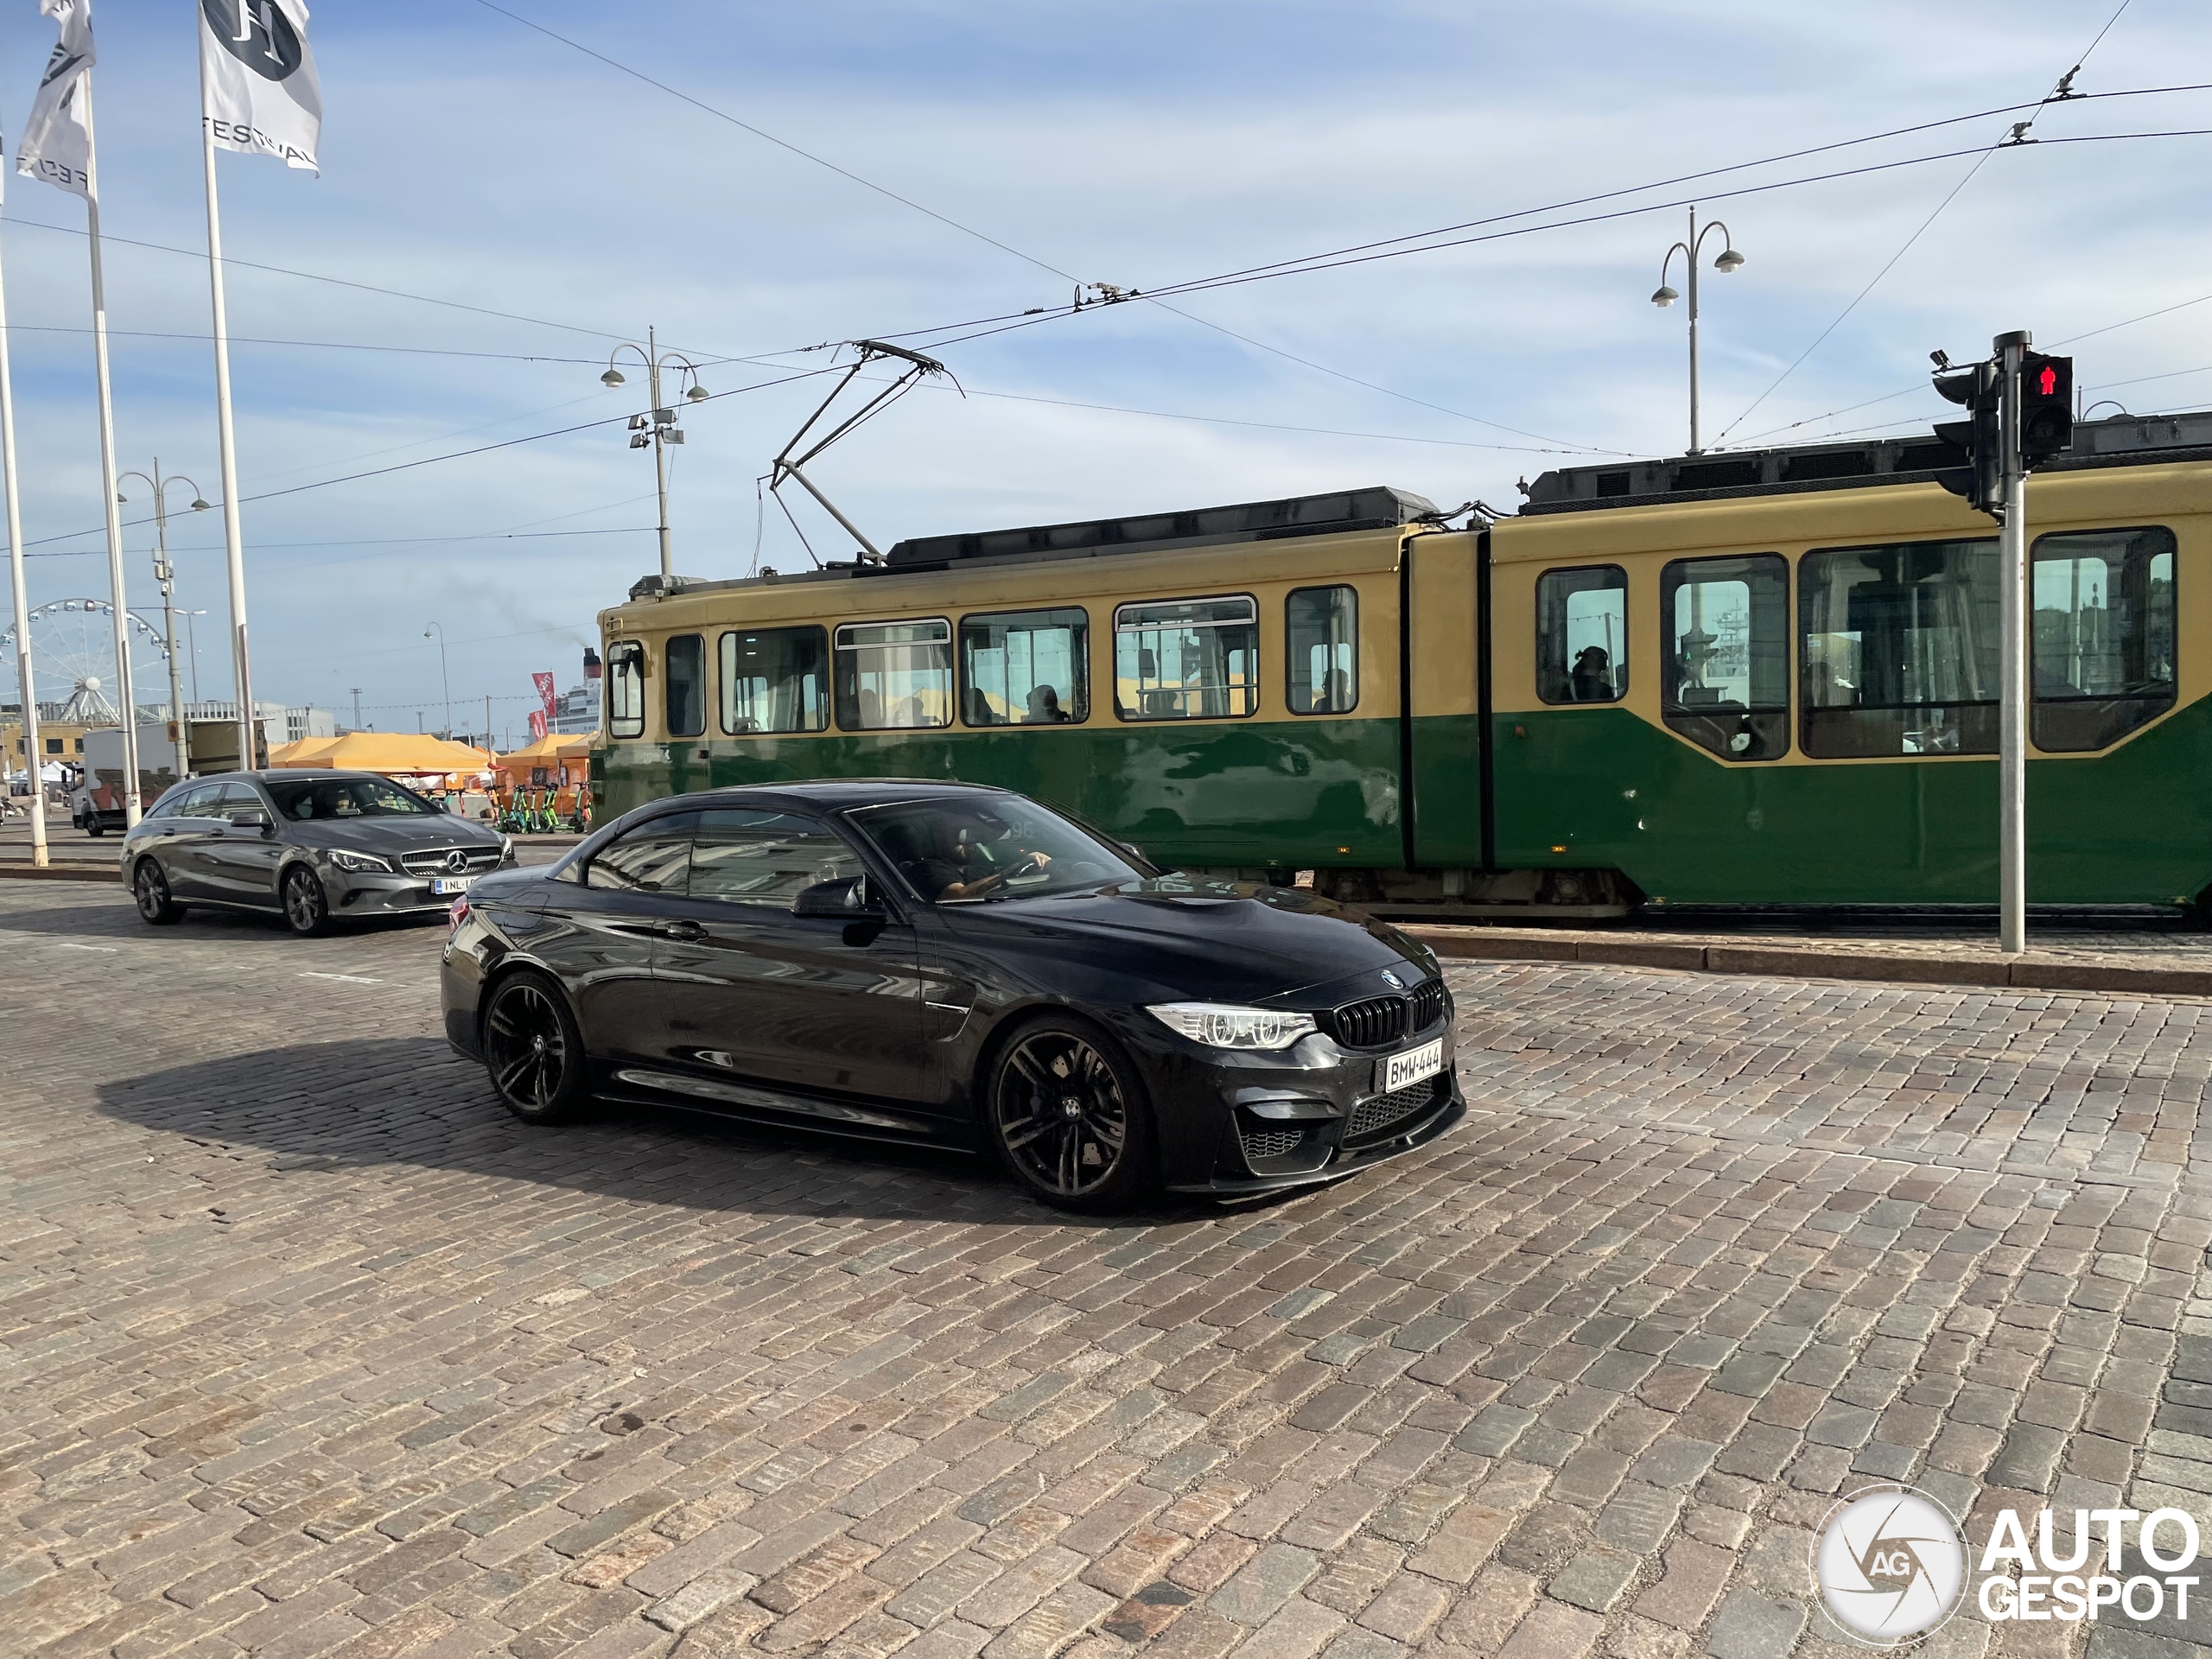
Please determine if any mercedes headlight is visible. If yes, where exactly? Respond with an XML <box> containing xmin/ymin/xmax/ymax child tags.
<box><xmin>499</xmin><ymin>835</ymin><xmax>515</xmax><ymax>862</ymax></box>
<box><xmin>326</xmin><ymin>849</ymin><xmax>392</xmax><ymax>874</ymax></box>
<box><xmin>1147</xmin><ymin>1003</ymin><xmax>1318</xmax><ymax>1051</ymax></box>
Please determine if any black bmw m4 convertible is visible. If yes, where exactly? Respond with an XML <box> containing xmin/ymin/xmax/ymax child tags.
<box><xmin>442</xmin><ymin>781</ymin><xmax>1463</xmax><ymax>1210</ymax></box>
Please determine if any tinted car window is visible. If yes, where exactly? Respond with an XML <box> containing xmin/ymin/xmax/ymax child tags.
<box><xmin>267</xmin><ymin>777</ymin><xmax>438</xmax><ymax>820</ymax></box>
<box><xmin>175</xmin><ymin>784</ymin><xmax>226</xmax><ymax>818</ymax></box>
<box><xmin>689</xmin><ymin>810</ymin><xmax>861</xmax><ymax>907</ymax></box>
<box><xmin>852</xmin><ymin>796</ymin><xmax>1141</xmax><ymax>903</ymax></box>
<box><xmin>214</xmin><ymin>783</ymin><xmax>264</xmax><ymax>817</ymax></box>
<box><xmin>585</xmin><ymin>813</ymin><xmax>696</xmax><ymax>893</ymax></box>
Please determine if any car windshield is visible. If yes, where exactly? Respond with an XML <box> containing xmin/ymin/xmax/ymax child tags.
<box><xmin>850</xmin><ymin>797</ymin><xmax>1141</xmax><ymax>904</ymax></box>
<box><xmin>265</xmin><ymin>777</ymin><xmax>439</xmax><ymax>821</ymax></box>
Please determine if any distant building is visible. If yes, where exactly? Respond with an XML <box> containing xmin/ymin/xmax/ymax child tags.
<box><xmin>181</xmin><ymin>701</ymin><xmax>336</xmax><ymax>743</ymax></box>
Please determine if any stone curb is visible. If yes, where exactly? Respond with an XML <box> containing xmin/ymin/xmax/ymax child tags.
<box><xmin>1405</xmin><ymin>925</ymin><xmax>2212</xmax><ymax>999</ymax></box>
<box><xmin>0</xmin><ymin>862</ymin><xmax>118</xmax><ymax>883</ymax></box>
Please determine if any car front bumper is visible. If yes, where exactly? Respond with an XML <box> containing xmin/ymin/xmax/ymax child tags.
<box><xmin>1107</xmin><ymin>1012</ymin><xmax>1465</xmax><ymax>1196</ymax></box>
<box><xmin>310</xmin><ymin>859</ymin><xmax>503</xmax><ymax>920</ymax></box>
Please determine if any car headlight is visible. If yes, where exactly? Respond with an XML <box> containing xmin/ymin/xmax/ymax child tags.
<box><xmin>1147</xmin><ymin>1003</ymin><xmax>1318</xmax><ymax>1051</ymax></box>
<box><xmin>499</xmin><ymin>835</ymin><xmax>514</xmax><ymax>862</ymax></box>
<box><xmin>326</xmin><ymin>849</ymin><xmax>392</xmax><ymax>874</ymax></box>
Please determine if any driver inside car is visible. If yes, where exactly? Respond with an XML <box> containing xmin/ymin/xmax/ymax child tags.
<box><xmin>898</xmin><ymin>812</ymin><xmax>1052</xmax><ymax>902</ymax></box>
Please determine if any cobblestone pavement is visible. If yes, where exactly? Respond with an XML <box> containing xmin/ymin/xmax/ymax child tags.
<box><xmin>7</xmin><ymin>887</ymin><xmax>2212</xmax><ymax>1659</ymax></box>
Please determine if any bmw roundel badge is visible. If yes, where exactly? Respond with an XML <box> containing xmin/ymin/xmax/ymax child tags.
<box><xmin>1380</xmin><ymin>969</ymin><xmax>1404</xmax><ymax>990</ymax></box>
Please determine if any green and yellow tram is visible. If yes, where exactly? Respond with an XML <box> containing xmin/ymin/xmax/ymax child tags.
<box><xmin>594</xmin><ymin>415</ymin><xmax>2212</xmax><ymax>919</ymax></box>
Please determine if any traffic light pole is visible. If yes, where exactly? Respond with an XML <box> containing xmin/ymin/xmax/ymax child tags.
<box><xmin>1995</xmin><ymin>330</ymin><xmax>2030</xmax><ymax>956</ymax></box>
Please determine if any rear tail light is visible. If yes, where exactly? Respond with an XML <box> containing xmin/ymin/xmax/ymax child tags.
<box><xmin>448</xmin><ymin>896</ymin><xmax>470</xmax><ymax>929</ymax></box>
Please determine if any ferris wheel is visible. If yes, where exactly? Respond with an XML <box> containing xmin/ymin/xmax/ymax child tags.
<box><xmin>0</xmin><ymin>598</ymin><xmax>171</xmax><ymax>725</ymax></box>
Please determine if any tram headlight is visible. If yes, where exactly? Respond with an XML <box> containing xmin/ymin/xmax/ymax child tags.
<box><xmin>1147</xmin><ymin>1003</ymin><xmax>1318</xmax><ymax>1051</ymax></box>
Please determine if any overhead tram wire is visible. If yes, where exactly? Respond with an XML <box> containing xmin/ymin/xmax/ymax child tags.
<box><xmin>1727</xmin><ymin>279</ymin><xmax>2212</xmax><ymax>450</ymax></box>
<box><xmin>891</xmin><ymin>130</ymin><xmax>2212</xmax><ymax>327</ymax></box>
<box><xmin>0</xmin><ymin>321</ymin><xmax>611</xmax><ymax>365</ymax></box>
<box><xmin>1711</xmin><ymin>0</ymin><xmax>2139</xmax><ymax>446</ymax></box>
<box><xmin>0</xmin><ymin>213</ymin><xmax>686</xmax><ymax>353</ymax></box>
<box><xmin>1069</xmin><ymin>81</ymin><xmax>2212</xmax><ymax>303</ymax></box>
<box><xmin>18</xmin><ymin>124</ymin><xmax>2211</xmax><ymax>564</ymax></box>
<box><xmin>467</xmin><ymin>2</ymin><xmax>2212</xmax><ymax>450</ymax></box>
<box><xmin>22</xmin><ymin>362</ymin><xmax>851</xmax><ymax>558</ymax></box>
<box><xmin>0</xmin><ymin>66</ymin><xmax>2197</xmax><ymax>444</ymax></box>
<box><xmin>470</xmin><ymin>0</ymin><xmax>1078</xmax><ymax>287</ymax></box>
<box><xmin>466</xmin><ymin>0</ymin><xmax>1616</xmax><ymax>452</ymax></box>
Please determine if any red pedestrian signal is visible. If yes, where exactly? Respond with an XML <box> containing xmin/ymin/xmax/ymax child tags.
<box><xmin>2018</xmin><ymin>353</ymin><xmax>2074</xmax><ymax>467</ymax></box>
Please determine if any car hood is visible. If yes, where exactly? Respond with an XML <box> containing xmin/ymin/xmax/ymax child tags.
<box><xmin>939</xmin><ymin>875</ymin><xmax>1435</xmax><ymax>1005</ymax></box>
<box><xmin>283</xmin><ymin>815</ymin><xmax>504</xmax><ymax>855</ymax></box>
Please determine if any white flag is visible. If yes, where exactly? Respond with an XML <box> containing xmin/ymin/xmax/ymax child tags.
<box><xmin>17</xmin><ymin>0</ymin><xmax>95</xmax><ymax>201</ymax></box>
<box><xmin>200</xmin><ymin>0</ymin><xmax>321</xmax><ymax>175</ymax></box>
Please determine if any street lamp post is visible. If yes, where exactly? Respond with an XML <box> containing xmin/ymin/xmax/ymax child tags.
<box><xmin>180</xmin><ymin>609</ymin><xmax>207</xmax><ymax>705</ymax></box>
<box><xmin>424</xmin><ymin>622</ymin><xmax>451</xmax><ymax>740</ymax></box>
<box><xmin>1649</xmin><ymin>207</ymin><xmax>1746</xmax><ymax>455</ymax></box>
<box><xmin>117</xmin><ymin>461</ymin><xmax>210</xmax><ymax>780</ymax></box>
<box><xmin>601</xmin><ymin>326</ymin><xmax>709</xmax><ymax>581</ymax></box>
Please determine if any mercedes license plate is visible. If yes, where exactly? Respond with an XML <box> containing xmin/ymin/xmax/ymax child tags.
<box><xmin>430</xmin><ymin>875</ymin><xmax>475</xmax><ymax>896</ymax></box>
<box><xmin>1376</xmin><ymin>1038</ymin><xmax>1443</xmax><ymax>1094</ymax></box>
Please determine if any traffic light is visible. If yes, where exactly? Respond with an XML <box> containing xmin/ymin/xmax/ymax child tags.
<box><xmin>1932</xmin><ymin>360</ymin><xmax>2003</xmax><ymax>518</ymax></box>
<box><xmin>2018</xmin><ymin>352</ymin><xmax>2074</xmax><ymax>467</ymax></box>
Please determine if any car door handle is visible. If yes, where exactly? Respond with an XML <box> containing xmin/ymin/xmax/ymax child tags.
<box><xmin>658</xmin><ymin>919</ymin><xmax>708</xmax><ymax>941</ymax></box>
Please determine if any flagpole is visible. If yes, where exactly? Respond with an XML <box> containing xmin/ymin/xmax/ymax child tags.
<box><xmin>0</xmin><ymin>213</ymin><xmax>44</xmax><ymax>867</ymax></box>
<box><xmin>79</xmin><ymin>77</ymin><xmax>138</xmax><ymax>827</ymax></box>
<box><xmin>198</xmin><ymin>41</ymin><xmax>254</xmax><ymax>777</ymax></box>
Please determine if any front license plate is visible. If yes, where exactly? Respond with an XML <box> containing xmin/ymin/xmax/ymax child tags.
<box><xmin>1376</xmin><ymin>1038</ymin><xmax>1444</xmax><ymax>1094</ymax></box>
<box><xmin>430</xmin><ymin>876</ymin><xmax>475</xmax><ymax>896</ymax></box>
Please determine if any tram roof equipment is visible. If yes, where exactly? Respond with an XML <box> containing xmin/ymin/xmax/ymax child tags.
<box><xmin>628</xmin><ymin>485</ymin><xmax>1440</xmax><ymax>601</ymax></box>
<box><xmin>1522</xmin><ymin>408</ymin><xmax>2212</xmax><ymax>516</ymax></box>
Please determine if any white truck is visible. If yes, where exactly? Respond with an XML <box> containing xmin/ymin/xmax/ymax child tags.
<box><xmin>70</xmin><ymin>719</ymin><xmax>272</xmax><ymax>834</ymax></box>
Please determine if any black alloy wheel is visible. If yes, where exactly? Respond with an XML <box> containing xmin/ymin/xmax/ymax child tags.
<box><xmin>133</xmin><ymin>859</ymin><xmax>184</xmax><ymax>925</ymax></box>
<box><xmin>988</xmin><ymin>1016</ymin><xmax>1155</xmax><ymax>1211</ymax></box>
<box><xmin>481</xmin><ymin>972</ymin><xmax>588</xmax><ymax>1124</ymax></box>
<box><xmin>281</xmin><ymin>866</ymin><xmax>332</xmax><ymax>937</ymax></box>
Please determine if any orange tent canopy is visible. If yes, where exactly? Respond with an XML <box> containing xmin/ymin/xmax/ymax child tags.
<box><xmin>269</xmin><ymin>732</ymin><xmax>493</xmax><ymax>775</ymax></box>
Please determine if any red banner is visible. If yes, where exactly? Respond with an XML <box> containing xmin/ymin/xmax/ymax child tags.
<box><xmin>532</xmin><ymin>672</ymin><xmax>558</xmax><ymax>718</ymax></box>
<box><xmin>528</xmin><ymin>709</ymin><xmax>548</xmax><ymax>740</ymax></box>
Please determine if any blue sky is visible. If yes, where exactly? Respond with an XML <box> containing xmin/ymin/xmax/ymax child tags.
<box><xmin>0</xmin><ymin>0</ymin><xmax>2207</xmax><ymax>741</ymax></box>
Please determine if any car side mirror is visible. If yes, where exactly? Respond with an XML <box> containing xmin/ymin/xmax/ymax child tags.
<box><xmin>792</xmin><ymin>875</ymin><xmax>881</xmax><ymax>918</ymax></box>
<box><xmin>229</xmin><ymin>809</ymin><xmax>270</xmax><ymax>831</ymax></box>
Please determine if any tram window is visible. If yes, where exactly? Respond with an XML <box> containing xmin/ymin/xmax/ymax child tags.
<box><xmin>1661</xmin><ymin>554</ymin><xmax>1789</xmax><ymax>760</ymax></box>
<box><xmin>960</xmin><ymin>607</ymin><xmax>1089</xmax><ymax>726</ymax></box>
<box><xmin>664</xmin><ymin>634</ymin><xmax>706</xmax><ymax>738</ymax></box>
<box><xmin>1114</xmin><ymin>595</ymin><xmax>1259</xmax><ymax>721</ymax></box>
<box><xmin>1535</xmin><ymin>567</ymin><xmax>1627</xmax><ymax>704</ymax></box>
<box><xmin>834</xmin><ymin>618</ymin><xmax>952</xmax><ymax>730</ymax></box>
<box><xmin>1799</xmin><ymin>537</ymin><xmax>1999</xmax><ymax>758</ymax></box>
<box><xmin>607</xmin><ymin>640</ymin><xmax>645</xmax><ymax>741</ymax></box>
<box><xmin>2031</xmin><ymin>526</ymin><xmax>2177</xmax><ymax>751</ymax></box>
<box><xmin>720</xmin><ymin>626</ymin><xmax>828</xmax><ymax>734</ymax></box>
<box><xmin>1287</xmin><ymin>587</ymin><xmax>1358</xmax><ymax>714</ymax></box>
